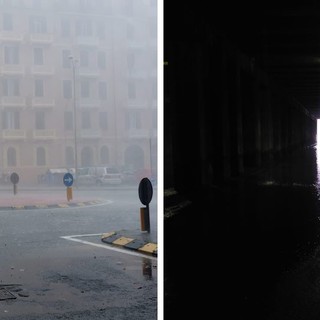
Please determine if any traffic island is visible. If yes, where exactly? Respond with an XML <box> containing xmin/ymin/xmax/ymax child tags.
<box><xmin>101</xmin><ymin>231</ymin><xmax>157</xmax><ymax>257</ymax></box>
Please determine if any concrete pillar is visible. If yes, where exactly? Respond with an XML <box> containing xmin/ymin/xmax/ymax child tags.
<box><xmin>220</xmin><ymin>40</ymin><xmax>231</xmax><ymax>178</ymax></box>
<box><xmin>235</xmin><ymin>54</ymin><xmax>244</xmax><ymax>174</ymax></box>
<box><xmin>196</xmin><ymin>44</ymin><xmax>211</xmax><ymax>187</ymax></box>
<box><xmin>253</xmin><ymin>68</ymin><xmax>262</xmax><ymax>168</ymax></box>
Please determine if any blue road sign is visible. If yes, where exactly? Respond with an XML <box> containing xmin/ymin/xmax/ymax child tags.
<box><xmin>63</xmin><ymin>172</ymin><xmax>73</xmax><ymax>187</ymax></box>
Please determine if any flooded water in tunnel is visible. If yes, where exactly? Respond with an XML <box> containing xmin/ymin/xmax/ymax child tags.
<box><xmin>165</xmin><ymin>142</ymin><xmax>320</xmax><ymax>319</ymax></box>
<box><xmin>225</xmin><ymin>143</ymin><xmax>320</xmax><ymax>320</ymax></box>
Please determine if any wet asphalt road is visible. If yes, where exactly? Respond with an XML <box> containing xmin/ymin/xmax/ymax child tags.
<box><xmin>165</xmin><ymin>144</ymin><xmax>320</xmax><ymax>319</ymax></box>
<box><xmin>0</xmin><ymin>186</ymin><xmax>158</xmax><ymax>319</ymax></box>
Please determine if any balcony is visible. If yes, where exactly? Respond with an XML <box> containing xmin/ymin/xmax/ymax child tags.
<box><xmin>3</xmin><ymin>129</ymin><xmax>26</xmax><ymax>139</ymax></box>
<box><xmin>29</xmin><ymin>33</ymin><xmax>54</xmax><ymax>43</ymax></box>
<box><xmin>128</xmin><ymin>68</ymin><xmax>147</xmax><ymax>79</ymax></box>
<box><xmin>31</xmin><ymin>65</ymin><xmax>55</xmax><ymax>75</ymax></box>
<box><xmin>79</xmin><ymin>98</ymin><xmax>100</xmax><ymax>109</ymax></box>
<box><xmin>1</xmin><ymin>97</ymin><xmax>26</xmax><ymax>107</ymax></box>
<box><xmin>78</xmin><ymin>67</ymin><xmax>99</xmax><ymax>78</ymax></box>
<box><xmin>1</xmin><ymin>65</ymin><xmax>25</xmax><ymax>75</ymax></box>
<box><xmin>127</xmin><ymin>100</ymin><xmax>148</xmax><ymax>108</ymax></box>
<box><xmin>76</xmin><ymin>36</ymin><xmax>99</xmax><ymax>47</ymax></box>
<box><xmin>126</xmin><ymin>129</ymin><xmax>149</xmax><ymax>138</ymax></box>
<box><xmin>32</xmin><ymin>98</ymin><xmax>55</xmax><ymax>108</ymax></box>
<box><xmin>33</xmin><ymin>129</ymin><xmax>56</xmax><ymax>139</ymax></box>
<box><xmin>0</xmin><ymin>31</ymin><xmax>24</xmax><ymax>42</ymax></box>
<box><xmin>79</xmin><ymin>129</ymin><xmax>101</xmax><ymax>139</ymax></box>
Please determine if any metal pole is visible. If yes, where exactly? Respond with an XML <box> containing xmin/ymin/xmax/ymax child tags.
<box><xmin>70</xmin><ymin>56</ymin><xmax>78</xmax><ymax>188</ymax></box>
<box><xmin>149</xmin><ymin>135</ymin><xmax>152</xmax><ymax>178</ymax></box>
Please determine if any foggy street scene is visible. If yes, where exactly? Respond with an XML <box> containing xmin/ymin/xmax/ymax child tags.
<box><xmin>0</xmin><ymin>0</ymin><xmax>159</xmax><ymax>319</ymax></box>
<box><xmin>0</xmin><ymin>185</ymin><xmax>157</xmax><ymax>319</ymax></box>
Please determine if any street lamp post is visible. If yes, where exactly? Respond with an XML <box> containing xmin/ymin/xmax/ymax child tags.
<box><xmin>69</xmin><ymin>56</ymin><xmax>78</xmax><ymax>187</ymax></box>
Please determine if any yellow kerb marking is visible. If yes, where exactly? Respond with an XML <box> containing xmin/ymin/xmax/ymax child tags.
<box><xmin>138</xmin><ymin>243</ymin><xmax>158</xmax><ymax>254</ymax></box>
<box><xmin>58</xmin><ymin>204</ymin><xmax>69</xmax><ymax>208</ymax></box>
<box><xmin>35</xmin><ymin>204</ymin><xmax>48</xmax><ymax>208</ymax></box>
<box><xmin>77</xmin><ymin>202</ymin><xmax>85</xmax><ymax>206</ymax></box>
<box><xmin>112</xmin><ymin>237</ymin><xmax>134</xmax><ymax>246</ymax></box>
<box><xmin>101</xmin><ymin>232</ymin><xmax>116</xmax><ymax>240</ymax></box>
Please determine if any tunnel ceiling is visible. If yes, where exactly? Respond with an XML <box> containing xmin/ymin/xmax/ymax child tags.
<box><xmin>165</xmin><ymin>1</ymin><xmax>320</xmax><ymax>119</ymax></box>
<box><xmin>231</xmin><ymin>2</ymin><xmax>320</xmax><ymax>120</ymax></box>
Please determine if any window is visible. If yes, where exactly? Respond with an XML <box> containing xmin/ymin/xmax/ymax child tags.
<box><xmin>7</xmin><ymin>147</ymin><xmax>17</xmax><ymax>166</ymax></box>
<box><xmin>29</xmin><ymin>16</ymin><xmax>47</xmax><ymax>33</ymax></box>
<box><xmin>127</xmin><ymin>53</ymin><xmax>135</xmax><ymax>69</ymax></box>
<box><xmin>79</xmin><ymin>0</ymin><xmax>92</xmax><ymax>10</ymax></box>
<box><xmin>98</xmin><ymin>81</ymin><xmax>107</xmax><ymax>100</ymax></box>
<box><xmin>36</xmin><ymin>147</ymin><xmax>46</xmax><ymax>166</ymax></box>
<box><xmin>128</xmin><ymin>81</ymin><xmax>136</xmax><ymax>99</ymax></box>
<box><xmin>35</xmin><ymin>111</ymin><xmax>45</xmax><ymax>129</ymax></box>
<box><xmin>75</xmin><ymin>19</ymin><xmax>92</xmax><ymax>36</ymax></box>
<box><xmin>61</xmin><ymin>19</ymin><xmax>70</xmax><ymax>37</ymax></box>
<box><xmin>149</xmin><ymin>18</ymin><xmax>157</xmax><ymax>38</ymax></box>
<box><xmin>152</xmin><ymin>78</ymin><xmax>157</xmax><ymax>99</ymax></box>
<box><xmin>34</xmin><ymin>79</ymin><xmax>44</xmax><ymax>97</ymax></box>
<box><xmin>96</xmin><ymin>21</ymin><xmax>105</xmax><ymax>39</ymax></box>
<box><xmin>65</xmin><ymin>146</ymin><xmax>74</xmax><ymax>167</ymax></box>
<box><xmin>33</xmin><ymin>47</ymin><xmax>44</xmax><ymax>65</ymax></box>
<box><xmin>2</xmin><ymin>110</ymin><xmax>20</xmax><ymax>129</ymax></box>
<box><xmin>3</xmin><ymin>13</ymin><xmax>13</xmax><ymax>30</ymax></box>
<box><xmin>4</xmin><ymin>45</ymin><xmax>19</xmax><ymax>64</ymax></box>
<box><xmin>32</xmin><ymin>0</ymin><xmax>42</xmax><ymax>8</ymax></box>
<box><xmin>63</xmin><ymin>80</ymin><xmax>72</xmax><ymax>99</ymax></box>
<box><xmin>152</xmin><ymin>109</ymin><xmax>157</xmax><ymax>129</ymax></box>
<box><xmin>126</xmin><ymin>24</ymin><xmax>134</xmax><ymax>39</ymax></box>
<box><xmin>62</xmin><ymin>50</ymin><xmax>72</xmax><ymax>68</ymax></box>
<box><xmin>99</xmin><ymin>111</ymin><xmax>108</xmax><ymax>129</ymax></box>
<box><xmin>124</xmin><ymin>0</ymin><xmax>133</xmax><ymax>16</ymax></box>
<box><xmin>97</xmin><ymin>52</ymin><xmax>106</xmax><ymax>69</ymax></box>
<box><xmin>81</xmin><ymin>110</ymin><xmax>91</xmax><ymax>129</ymax></box>
<box><xmin>100</xmin><ymin>146</ymin><xmax>109</xmax><ymax>164</ymax></box>
<box><xmin>126</xmin><ymin>110</ymin><xmax>141</xmax><ymax>129</ymax></box>
<box><xmin>80</xmin><ymin>79</ymin><xmax>90</xmax><ymax>98</ymax></box>
<box><xmin>79</xmin><ymin>50</ymin><xmax>89</xmax><ymax>67</ymax></box>
<box><xmin>64</xmin><ymin>111</ymin><xmax>73</xmax><ymax>130</ymax></box>
<box><xmin>3</xmin><ymin>78</ymin><xmax>19</xmax><ymax>96</ymax></box>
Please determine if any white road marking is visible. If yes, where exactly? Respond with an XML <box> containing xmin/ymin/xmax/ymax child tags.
<box><xmin>61</xmin><ymin>233</ymin><xmax>157</xmax><ymax>261</ymax></box>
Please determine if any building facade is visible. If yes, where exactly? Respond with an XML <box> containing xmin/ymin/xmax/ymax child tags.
<box><xmin>0</xmin><ymin>0</ymin><xmax>157</xmax><ymax>185</ymax></box>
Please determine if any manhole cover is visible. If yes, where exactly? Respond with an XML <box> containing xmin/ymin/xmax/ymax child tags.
<box><xmin>0</xmin><ymin>288</ymin><xmax>16</xmax><ymax>300</ymax></box>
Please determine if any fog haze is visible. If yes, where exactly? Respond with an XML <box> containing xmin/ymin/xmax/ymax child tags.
<box><xmin>0</xmin><ymin>0</ymin><xmax>158</xmax><ymax>188</ymax></box>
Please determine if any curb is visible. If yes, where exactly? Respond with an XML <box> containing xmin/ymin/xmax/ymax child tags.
<box><xmin>0</xmin><ymin>200</ymin><xmax>104</xmax><ymax>211</ymax></box>
<box><xmin>101</xmin><ymin>231</ymin><xmax>157</xmax><ymax>257</ymax></box>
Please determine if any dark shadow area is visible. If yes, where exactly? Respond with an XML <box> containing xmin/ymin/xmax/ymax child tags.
<box><xmin>164</xmin><ymin>146</ymin><xmax>320</xmax><ymax>319</ymax></box>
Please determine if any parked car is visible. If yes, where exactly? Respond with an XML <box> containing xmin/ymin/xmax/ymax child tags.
<box><xmin>95</xmin><ymin>167</ymin><xmax>123</xmax><ymax>185</ymax></box>
<box><xmin>76</xmin><ymin>167</ymin><xmax>95</xmax><ymax>185</ymax></box>
<box><xmin>77</xmin><ymin>166</ymin><xmax>122</xmax><ymax>186</ymax></box>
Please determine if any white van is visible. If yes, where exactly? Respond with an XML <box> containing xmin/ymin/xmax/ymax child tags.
<box><xmin>95</xmin><ymin>167</ymin><xmax>122</xmax><ymax>185</ymax></box>
<box><xmin>77</xmin><ymin>166</ymin><xmax>122</xmax><ymax>185</ymax></box>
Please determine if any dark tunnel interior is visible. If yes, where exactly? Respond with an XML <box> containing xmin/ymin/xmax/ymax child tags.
<box><xmin>164</xmin><ymin>2</ymin><xmax>320</xmax><ymax>319</ymax></box>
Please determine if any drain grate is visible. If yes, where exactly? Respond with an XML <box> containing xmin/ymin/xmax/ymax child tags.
<box><xmin>0</xmin><ymin>288</ymin><xmax>16</xmax><ymax>300</ymax></box>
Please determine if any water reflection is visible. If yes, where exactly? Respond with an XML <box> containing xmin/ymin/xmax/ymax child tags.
<box><xmin>142</xmin><ymin>258</ymin><xmax>153</xmax><ymax>280</ymax></box>
<box><xmin>316</xmin><ymin>140</ymin><xmax>320</xmax><ymax>195</ymax></box>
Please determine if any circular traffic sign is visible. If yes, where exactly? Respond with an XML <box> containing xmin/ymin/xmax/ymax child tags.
<box><xmin>63</xmin><ymin>172</ymin><xmax>74</xmax><ymax>187</ymax></box>
<box><xmin>138</xmin><ymin>177</ymin><xmax>153</xmax><ymax>206</ymax></box>
<box><xmin>10</xmin><ymin>172</ymin><xmax>19</xmax><ymax>184</ymax></box>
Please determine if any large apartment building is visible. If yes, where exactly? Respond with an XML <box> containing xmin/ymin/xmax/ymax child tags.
<box><xmin>0</xmin><ymin>0</ymin><xmax>157</xmax><ymax>185</ymax></box>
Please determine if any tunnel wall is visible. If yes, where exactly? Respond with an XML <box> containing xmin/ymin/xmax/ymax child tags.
<box><xmin>164</xmin><ymin>32</ymin><xmax>317</xmax><ymax>196</ymax></box>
